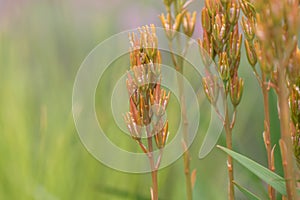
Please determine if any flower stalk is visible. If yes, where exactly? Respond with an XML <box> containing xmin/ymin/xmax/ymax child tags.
<box><xmin>199</xmin><ymin>1</ymin><xmax>243</xmax><ymax>199</ymax></box>
<box><xmin>239</xmin><ymin>0</ymin><xmax>276</xmax><ymax>198</ymax></box>
<box><xmin>160</xmin><ymin>1</ymin><xmax>196</xmax><ymax>199</ymax></box>
<box><xmin>248</xmin><ymin>0</ymin><xmax>299</xmax><ymax>198</ymax></box>
<box><xmin>124</xmin><ymin>25</ymin><xmax>170</xmax><ymax>200</ymax></box>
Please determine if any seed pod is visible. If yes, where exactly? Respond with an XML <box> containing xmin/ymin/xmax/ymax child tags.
<box><xmin>205</xmin><ymin>0</ymin><xmax>214</xmax><ymax>16</ymax></box>
<box><xmin>202</xmin><ymin>76</ymin><xmax>220</xmax><ymax>106</ymax></box>
<box><xmin>244</xmin><ymin>40</ymin><xmax>257</xmax><ymax>67</ymax></box>
<box><xmin>155</xmin><ymin>121</ymin><xmax>169</xmax><ymax>149</ymax></box>
<box><xmin>150</xmin><ymin>82</ymin><xmax>170</xmax><ymax>116</ymax></box>
<box><xmin>130</xmin><ymin>97</ymin><xmax>142</xmax><ymax>125</ymax></box>
<box><xmin>159</xmin><ymin>12</ymin><xmax>183</xmax><ymax>40</ymax></box>
<box><xmin>212</xmin><ymin>13</ymin><xmax>226</xmax><ymax>43</ymax></box>
<box><xmin>201</xmin><ymin>31</ymin><xmax>214</xmax><ymax>57</ymax></box>
<box><xmin>229</xmin><ymin>75</ymin><xmax>244</xmax><ymax>107</ymax></box>
<box><xmin>218</xmin><ymin>52</ymin><xmax>230</xmax><ymax>82</ymax></box>
<box><xmin>238</xmin><ymin>0</ymin><xmax>255</xmax><ymax>18</ymax></box>
<box><xmin>173</xmin><ymin>12</ymin><xmax>183</xmax><ymax>32</ymax></box>
<box><xmin>228</xmin><ymin>25</ymin><xmax>242</xmax><ymax>61</ymax></box>
<box><xmin>201</xmin><ymin>8</ymin><xmax>211</xmax><ymax>33</ymax></box>
<box><xmin>227</xmin><ymin>1</ymin><xmax>240</xmax><ymax>25</ymax></box>
<box><xmin>124</xmin><ymin>113</ymin><xmax>142</xmax><ymax>140</ymax></box>
<box><xmin>159</xmin><ymin>13</ymin><xmax>173</xmax><ymax>40</ymax></box>
<box><xmin>241</xmin><ymin>16</ymin><xmax>255</xmax><ymax>41</ymax></box>
<box><xmin>182</xmin><ymin>11</ymin><xmax>197</xmax><ymax>37</ymax></box>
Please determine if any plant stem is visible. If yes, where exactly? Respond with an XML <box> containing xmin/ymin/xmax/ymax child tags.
<box><xmin>261</xmin><ymin>74</ymin><xmax>275</xmax><ymax>200</ymax></box>
<box><xmin>224</xmin><ymin>94</ymin><xmax>235</xmax><ymax>200</ymax></box>
<box><xmin>146</xmin><ymin>126</ymin><xmax>158</xmax><ymax>200</ymax></box>
<box><xmin>168</xmin><ymin>40</ymin><xmax>193</xmax><ymax>200</ymax></box>
<box><xmin>277</xmin><ymin>65</ymin><xmax>297</xmax><ymax>200</ymax></box>
<box><xmin>177</xmin><ymin>59</ymin><xmax>193</xmax><ymax>200</ymax></box>
<box><xmin>151</xmin><ymin>170</ymin><xmax>158</xmax><ymax>200</ymax></box>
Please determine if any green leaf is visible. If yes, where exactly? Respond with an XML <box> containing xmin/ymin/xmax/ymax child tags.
<box><xmin>193</xmin><ymin>174</ymin><xmax>201</xmax><ymax>200</ymax></box>
<box><xmin>233</xmin><ymin>181</ymin><xmax>260</xmax><ymax>200</ymax></box>
<box><xmin>217</xmin><ymin>145</ymin><xmax>287</xmax><ymax>196</ymax></box>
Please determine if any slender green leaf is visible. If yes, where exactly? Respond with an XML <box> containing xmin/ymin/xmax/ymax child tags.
<box><xmin>217</xmin><ymin>145</ymin><xmax>287</xmax><ymax>196</ymax></box>
<box><xmin>193</xmin><ymin>174</ymin><xmax>201</xmax><ymax>200</ymax></box>
<box><xmin>233</xmin><ymin>181</ymin><xmax>261</xmax><ymax>200</ymax></box>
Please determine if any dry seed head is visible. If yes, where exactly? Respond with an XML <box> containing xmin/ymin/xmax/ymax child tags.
<box><xmin>129</xmin><ymin>24</ymin><xmax>160</xmax><ymax>67</ymax></box>
<box><xmin>125</xmin><ymin>24</ymin><xmax>171</xmax><ymax>153</ymax></box>
<box><xmin>200</xmin><ymin>0</ymin><xmax>243</xmax><ymax>108</ymax></box>
<box><xmin>126</xmin><ymin>25</ymin><xmax>166</xmax><ymax>126</ymax></box>
<box><xmin>252</xmin><ymin>0</ymin><xmax>299</xmax><ymax>70</ymax></box>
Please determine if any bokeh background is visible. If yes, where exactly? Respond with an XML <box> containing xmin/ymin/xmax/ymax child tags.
<box><xmin>0</xmin><ymin>0</ymin><xmax>286</xmax><ymax>199</ymax></box>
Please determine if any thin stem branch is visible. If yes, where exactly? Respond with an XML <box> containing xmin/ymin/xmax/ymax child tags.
<box><xmin>261</xmin><ymin>73</ymin><xmax>276</xmax><ymax>200</ymax></box>
<box><xmin>177</xmin><ymin>53</ymin><xmax>193</xmax><ymax>200</ymax></box>
<box><xmin>137</xmin><ymin>140</ymin><xmax>149</xmax><ymax>155</ymax></box>
<box><xmin>230</xmin><ymin>108</ymin><xmax>237</xmax><ymax>130</ymax></box>
<box><xmin>264</xmin><ymin>81</ymin><xmax>279</xmax><ymax>92</ymax></box>
<box><xmin>155</xmin><ymin>149</ymin><xmax>163</xmax><ymax>169</ymax></box>
<box><xmin>146</xmin><ymin>126</ymin><xmax>158</xmax><ymax>200</ymax></box>
<box><xmin>224</xmin><ymin>94</ymin><xmax>235</xmax><ymax>200</ymax></box>
<box><xmin>168</xmin><ymin>37</ymin><xmax>193</xmax><ymax>200</ymax></box>
<box><xmin>277</xmin><ymin>64</ymin><xmax>297</xmax><ymax>200</ymax></box>
<box><xmin>253</xmin><ymin>67</ymin><xmax>263</xmax><ymax>87</ymax></box>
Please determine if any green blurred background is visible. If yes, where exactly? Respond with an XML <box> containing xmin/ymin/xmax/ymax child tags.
<box><xmin>0</xmin><ymin>0</ymin><xmax>284</xmax><ymax>199</ymax></box>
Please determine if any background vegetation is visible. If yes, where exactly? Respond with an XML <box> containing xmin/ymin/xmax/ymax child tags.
<box><xmin>0</xmin><ymin>0</ymin><xmax>291</xmax><ymax>199</ymax></box>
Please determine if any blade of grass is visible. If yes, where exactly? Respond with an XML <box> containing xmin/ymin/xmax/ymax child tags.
<box><xmin>233</xmin><ymin>181</ymin><xmax>260</xmax><ymax>200</ymax></box>
<box><xmin>217</xmin><ymin>145</ymin><xmax>287</xmax><ymax>196</ymax></box>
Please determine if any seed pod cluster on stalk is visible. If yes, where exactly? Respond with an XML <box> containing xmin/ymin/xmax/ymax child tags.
<box><xmin>159</xmin><ymin>1</ymin><xmax>197</xmax><ymax>200</ymax></box>
<box><xmin>199</xmin><ymin>0</ymin><xmax>243</xmax><ymax>199</ymax></box>
<box><xmin>199</xmin><ymin>0</ymin><xmax>244</xmax><ymax>108</ymax></box>
<box><xmin>160</xmin><ymin>0</ymin><xmax>197</xmax><ymax>40</ymax></box>
<box><xmin>240</xmin><ymin>0</ymin><xmax>299</xmax><ymax>199</ymax></box>
<box><xmin>124</xmin><ymin>24</ymin><xmax>171</xmax><ymax>200</ymax></box>
<box><xmin>239</xmin><ymin>1</ymin><xmax>277</xmax><ymax>199</ymax></box>
<box><xmin>124</xmin><ymin>24</ymin><xmax>170</xmax><ymax>152</ymax></box>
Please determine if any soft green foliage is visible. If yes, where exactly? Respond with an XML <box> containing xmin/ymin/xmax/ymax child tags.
<box><xmin>233</xmin><ymin>181</ymin><xmax>260</xmax><ymax>200</ymax></box>
<box><xmin>218</xmin><ymin>145</ymin><xmax>286</xmax><ymax>195</ymax></box>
